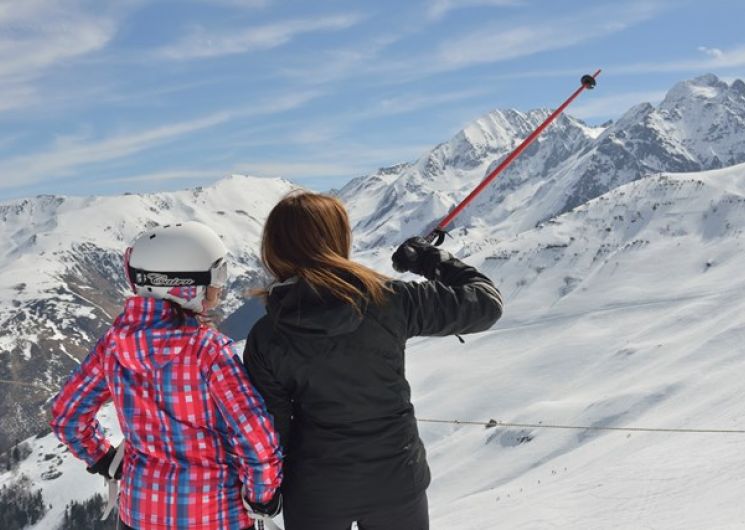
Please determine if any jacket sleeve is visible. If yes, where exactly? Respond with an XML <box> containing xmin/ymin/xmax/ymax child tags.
<box><xmin>206</xmin><ymin>341</ymin><xmax>283</xmax><ymax>504</ymax></box>
<box><xmin>243</xmin><ymin>323</ymin><xmax>293</xmax><ymax>454</ymax></box>
<box><xmin>49</xmin><ymin>336</ymin><xmax>112</xmax><ymax>467</ymax></box>
<box><xmin>398</xmin><ymin>254</ymin><xmax>503</xmax><ymax>338</ymax></box>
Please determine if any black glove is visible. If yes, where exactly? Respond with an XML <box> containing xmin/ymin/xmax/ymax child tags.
<box><xmin>244</xmin><ymin>491</ymin><xmax>282</xmax><ymax>518</ymax></box>
<box><xmin>392</xmin><ymin>237</ymin><xmax>452</xmax><ymax>280</ymax></box>
<box><xmin>86</xmin><ymin>446</ymin><xmax>123</xmax><ymax>480</ymax></box>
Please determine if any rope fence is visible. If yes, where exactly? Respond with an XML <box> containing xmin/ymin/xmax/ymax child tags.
<box><xmin>417</xmin><ymin>417</ymin><xmax>745</xmax><ymax>434</ymax></box>
<box><xmin>0</xmin><ymin>379</ymin><xmax>50</xmax><ymax>390</ymax></box>
<box><xmin>4</xmin><ymin>376</ymin><xmax>744</xmax><ymax>435</ymax></box>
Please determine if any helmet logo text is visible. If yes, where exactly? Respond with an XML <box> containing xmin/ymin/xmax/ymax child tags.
<box><xmin>138</xmin><ymin>273</ymin><xmax>196</xmax><ymax>287</ymax></box>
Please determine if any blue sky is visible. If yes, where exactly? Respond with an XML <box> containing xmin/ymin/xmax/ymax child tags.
<box><xmin>0</xmin><ymin>0</ymin><xmax>743</xmax><ymax>200</ymax></box>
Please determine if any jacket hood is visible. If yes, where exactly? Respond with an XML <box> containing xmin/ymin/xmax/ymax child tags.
<box><xmin>111</xmin><ymin>296</ymin><xmax>202</xmax><ymax>373</ymax></box>
<box><xmin>266</xmin><ymin>278</ymin><xmax>366</xmax><ymax>337</ymax></box>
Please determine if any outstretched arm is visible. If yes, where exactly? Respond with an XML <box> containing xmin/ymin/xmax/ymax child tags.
<box><xmin>393</xmin><ymin>237</ymin><xmax>504</xmax><ymax>338</ymax></box>
<box><xmin>50</xmin><ymin>336</ymin><xmax>113</xmax><ymax>467</ymax></box>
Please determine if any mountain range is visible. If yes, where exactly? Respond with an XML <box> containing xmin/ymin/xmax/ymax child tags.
<box><xmin>339</xmin><ymin>73</ymin><xmax>745</xmax><ymax>247</ymax></box>
<box><xmin>1</xmin><ymin>73</ymin><xmax>744</xmax><ymax>529</ymax></box>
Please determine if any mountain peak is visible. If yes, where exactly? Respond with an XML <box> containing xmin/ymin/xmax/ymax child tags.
<box><xmin>691</xmin><ymin>73</ymin><xmax>726</xmax><ymax>87</ymax></box>
<box><xmin>661</xmin><ymin>73</ymin><xmax>731</xmax><ymax>107</ymax></box>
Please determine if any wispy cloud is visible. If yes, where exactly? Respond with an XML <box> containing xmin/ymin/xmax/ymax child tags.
<box><xmin>570</xmin><ymin>90</ymin><xmax>668</xmax><ymax>120</ymax></box>
<box><xmin>435</xmin><ymin>46</ymin><xmax>745</xmax><ymax>88</ymax></box>
<box><xmin>437</xmin><ymin>2</ymin><xmax>664</xmax><ymax>70</ymax></box>
<box><xmin>157</xmin><ymin>14</ymin><xmax>364</xmax><ymax>60</ymax></box>
<box><xmin>228</xmin><ymin>141</ymin><xmax>432</xmax><ymax>183</ymax></box>
<box><xmin>192</xmin><ymin>0</ymin><xmax>271</xmax><ymax>8</ymax></box>
<box><xmin>611</xmin><ymin>45</ymin><xmax>745</xmax><ymax>75</ymax></box>
<box><xmin>0</xmin><ymin>84</ymin><xmax>39</xmax><ymax>113</ymax></box>
<box><xmin>0</xmin><ymin>1</ymin><xmax>118</xmax><ymax>81</ymax></box>
<box><xmin>0</xmin><ymin>0</ymin><xmax>128</xmax><ymax>113</ymax></box>
<box><xmin>362</xmin><ymin>88</ymin><xmax>491</xmax><ymax>119</ymax></box>
<box><xmin>0</xmin><ymin>112</ymin><xmax>231</xmax><ymax>190</ymax></box>
<box><xmin>275</xmin><ymin>34</ymin><xmax>400</xmax><ymax>86</ymax></box>
<box><xmin>698</xmin><ymin>46</ymin><xmax>724</xmax><ymax>59</ymax></box>
<box><xmin>104</xmin><ymin>150</ymin><xmax>425</xmax><ymax>192</ymax></box>
<box><xmin>0</xmin><ymin>87</ymin><xmax>322</xmax><ymax>191</ymax></box>
<box><xmin>232</xmin><ymin>161</ymin><xmax>360</xmax><ymax>178</ymax></box>
<box><xmin>427</xmin><ymin>0</ymin><xmax>524</xmax><ymax>20</ymax></box>
<box><xmin>101</xmin><ymin>168</ymin><xmax>220</xmax><ymax>185</ymax></box>
<box><xmin>231</xmin><ymin>87</ymin><xmax>490</xmax><ymax>151</ymax></box>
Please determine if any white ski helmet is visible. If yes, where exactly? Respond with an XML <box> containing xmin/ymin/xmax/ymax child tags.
<box><xmin>124</xmin><ymin>221</ymin><xmax>228</xmax><ymax>313</ymax></box>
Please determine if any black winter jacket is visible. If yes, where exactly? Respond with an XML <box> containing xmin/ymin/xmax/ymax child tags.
<box><xmin>242</xmin><ymin>254</ymin><xmax>502</xmax><ymax>517</ymax></box>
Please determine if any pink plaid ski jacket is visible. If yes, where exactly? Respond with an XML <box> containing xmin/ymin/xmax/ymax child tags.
<box><xmin>50</xmin><ymin>296</ymin><xmax>282</xmax><ymax>530</ymax></box>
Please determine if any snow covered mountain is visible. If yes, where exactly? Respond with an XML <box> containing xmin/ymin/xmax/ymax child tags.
<box><xmin>5</xmin><ymin>161</ymin><xmax>745</xmax><ymax>529</ymax></box>
<box><xmin>2</xmin><ymin>73</ymin><xmax>745</xmax><ymax>529</ymax></box>
<box><xmin>0</xmin><ymin>176</ymin><xmax>296</xmax><ymax>453</ymax></box>
<box><xmin>340</xmin><ymin>74</ymin><xmax>745</xmax><ymax>247</ymax></box>
<box><xmin>411</xmin><ymin>163</ymin><xmax>745</xmax><ymax>529</ymax></box>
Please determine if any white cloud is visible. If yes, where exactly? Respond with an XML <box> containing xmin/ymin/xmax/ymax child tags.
<box><xmin>101</xmin><ymin>169</ymin><xmax>219</xmax><ymax>185</ymax></box>
<box><xmin>570</xmin><ymin>90</ymin><xmax>668</xmax><ymax>120</ymax></box>
<box><xmin>0</xmin><ymin>112</ymin><xmax>232</xmax><ymax>190</ymax></box>
<box><xmin>0</xmin><ymin>1</ymin><xmax>117</xmax><ymax>81</ymax></box>
<box><xmin>612</xmin><ymin>45</ymin><xmax>745</xmax><ymax>75</ymax></box>
<box><xmin>0</xmin><ymin>83</ymin><xmax>39</xmax><ymax>112</ymax></box>
<box><xmin>698</xmin><ymin>46</ymin><xmax>724</xmax><ymax>59</ymax></box>
<box><xmin>157</xmin><ymin>14</ymin><xmax>364</xmax><ymax>60</ymax></box>
<box><xmin>193</xmin><ymin>0</ymin><xmax>270</xmax><ymax>7</ymax></box>
<box><xmin>366</xmin><ymin>88</ymin><xmax>491</xmax><ymax>118</ymax></box>
<box><xmin>437</xmin><ymin>3</ymin><xmax>663</xmax><ymax>70</ymax></box>
<box><xmin>0</xmin><ymin>0</ymin><xmax>124</xmax><ymax>113</ymax></box>
<box><xmin>0</xmin><ymin>88</ymin><xmax>321</xmax><ymax>191</ymax></box>
<box><xmin>231</xmin><ymin>161</ymin><xmax>359</xmax><ymax>178</ymax></box>
<box><xmin>427</xmin><ymin>0</ymin><xmax>524</xmax><ymax>20</ymax></box>
<box><xmin>584</xmin><ymin>45</ymin><xmax>745</xmax><ymax>79</ymax></box>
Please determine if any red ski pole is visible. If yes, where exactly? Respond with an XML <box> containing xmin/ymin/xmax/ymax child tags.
<box><xmin>426</xmin><ymin>70</ymin><xmax>601</xmax><ymax>245</ymax></box>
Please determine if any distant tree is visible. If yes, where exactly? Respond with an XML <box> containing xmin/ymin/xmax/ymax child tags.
<box><xmin>5</xmin><ymin>441</ymin><xmax>32</xmax><ymax>472</ymax></box>
<box><xmin>0</xmin><ymin>474</ymin><xmax>47</xmax><ymax>530</ymax></box>
<box><xmin>59</xmin><ymin>493</ymin><xmax>118</xmax><ymax>530</ymax></box>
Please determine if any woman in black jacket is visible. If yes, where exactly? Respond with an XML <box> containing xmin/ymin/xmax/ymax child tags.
<box><xmin>243</xmin><ymin>191</ymin><xmax>503</xmax><ymax>530</ymax></box>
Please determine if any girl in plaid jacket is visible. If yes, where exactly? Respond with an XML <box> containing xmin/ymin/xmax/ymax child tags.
<box><xmin>50</xmin><ymin>222</ymin><xmax>282</xmax><ymax>530</ymax></box>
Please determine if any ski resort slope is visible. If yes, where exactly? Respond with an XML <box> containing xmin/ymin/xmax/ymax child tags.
<box><xmin>0</xmin><ymin>405</ymin><xmax>122</xmax><ymax>529</ymax></box>
<box><xmin>2</xmin><ymin>162</ymin><xmax>744</xmax><ymax>529</ymax></box>
<box><xmin>400</xmin><ymin>163</ymin><xmax>745</xmax><ymax>529</ymax></box>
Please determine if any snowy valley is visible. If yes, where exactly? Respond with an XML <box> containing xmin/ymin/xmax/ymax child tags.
<box><xmin>2</xmin><ymin>74</ymin><xmax>745</xmax><ymax>529</ymax></box>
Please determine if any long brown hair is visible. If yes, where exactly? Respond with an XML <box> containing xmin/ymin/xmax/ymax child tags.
<box><xmin>261</xmin><ymin>191</ymin><xmax>391</xmax><ymax>307</ymax></box>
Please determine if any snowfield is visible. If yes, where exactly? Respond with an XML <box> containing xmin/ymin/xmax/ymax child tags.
<box><xmin>2</xmin><ymin>74</ymin><xmax>745</xmax><ymax>529</ymax></box>
<box><xmin>382</xmin><ymin>163</ymin><xmax>745</xmax><ymax>529</ymax></box>
<box><xmin>4</xmin><ymin>162</ymin><xmax>745</xmax><ymax>529</ymax></box>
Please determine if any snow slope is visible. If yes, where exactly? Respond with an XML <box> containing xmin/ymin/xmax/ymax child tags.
<box><xmin>3</xmin><ymin>74</ymin><xmax>745</xmax><ymax>529</ymax></box>
<box><xmin>0</xmin><ymin>175</ymin><xmax>296</xmax><ymax>452</ymax></box>
<box><xmin>0</xmin><ymin>405</ymin><xmax>122</xmax><ymax>528</ymax></box>
<box><xmin>407</xmin><ymin>163</ymin><xmax>745</xmax><ymax>529</ymax></box>
<box><xmin>4</xmin><ymin>162</ymin><xmax>745</xmax><ymax>529</ymax></box>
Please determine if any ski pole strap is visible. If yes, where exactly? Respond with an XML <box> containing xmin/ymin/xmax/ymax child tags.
<box><xmin>109</xmin><ymin>442</ymin><xmax>126</xmax><ymax>477</ymax></box>
<box><xmin>241</xmin><ymin>486</ymin><xmax>283</xmax><ymax>530</ymax></box>
<box><xmin>101</xmin><ymin>442</ymin><xmax>126</xmax><ymax>521</ymax></box>
<box><xmin>249</xmin><ymin>513</ymin><xmax>282</xmax><ymax>530</ymax></box>
<box><xmin>102</xmin><ymin>479</ymin><xmax>119</xmax><ymax>521</ymax></box>
<box><xmin>426</xmin><ymin>228</ymin><xmax>448</xmax><ymax>247</ymax></box>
